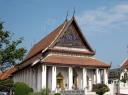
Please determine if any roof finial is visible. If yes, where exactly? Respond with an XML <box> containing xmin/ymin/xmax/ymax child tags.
<box><xmin>65</xmin><ymin>11</ymin><xmax>68</xmax><ymax>21</ymax></box>
<box><xmin>110</xmin><ymin>61</ymin><xmax>112</xmax><ymax>68</ymax></box>
<box><xmin>73</xmin><ymin>7</ymin><xmax>76</xmax><ymax>18</ymax></box>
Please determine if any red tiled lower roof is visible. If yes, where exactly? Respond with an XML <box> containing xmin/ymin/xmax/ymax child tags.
<box><xmin>0</xmin><ymin>67</ymin><xmax>17</xmax><ymax>80</ymax></box>
<box><xmin>42</xmin><ymin>55</ymin><xmax>110</xmax><ymax>68</ymax></box>
<box><xmin>25</xmin><ymin>22</ymin><xmax>66</xmax><ymax>61</ymax></box>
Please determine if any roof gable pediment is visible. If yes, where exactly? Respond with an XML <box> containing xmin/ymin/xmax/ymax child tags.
<box><xmin>50</xmin><ymin>18</ymin><xmax>94</xmax><ymax>54</ymax></box>
<box><xmin>25</xmin><ymin>17</ymin><xmax>94</xmax><ymax>62</ymax></box>
<box><xmin>54</xmin><ymin>23</ymin><xmax>86</xmax><ymax>49</ymax></box>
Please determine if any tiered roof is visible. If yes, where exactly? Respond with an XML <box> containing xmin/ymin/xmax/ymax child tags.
<box><xmin>25</xmin><ymin>17</ymin><xmax>95</xmax><ymax>62</ymax></box>
<box><xmin>0</xmin><ymin>67</ymin><xmax>16</xmax><ymax>80</ymax></box>
<box><xmin>42</xmin><ymin>55</ymin><xmax>109</xmax><ymax>68</ymax></box>
<box><xmin>0</xmin><ymin>17</ymin><xmax>110</xmax><ymax>80</ymax></box>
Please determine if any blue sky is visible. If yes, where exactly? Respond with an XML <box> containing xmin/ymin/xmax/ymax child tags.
<box><xmin>0</xmin><ymin>0</ymin><xmax>128</xmax><ymax>68</ymax></box>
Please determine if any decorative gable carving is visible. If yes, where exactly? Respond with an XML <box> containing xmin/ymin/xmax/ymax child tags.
<box><xmin>55</xmin><ymin>24</ymin><xmax>86</xmax><ymax>49</ymax></box>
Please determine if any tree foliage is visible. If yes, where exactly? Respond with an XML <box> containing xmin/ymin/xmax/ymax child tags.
<box><xmin>14</xmin><ymin>82</ymin><xmax>33</xmax><ymax>95</ymax></box>
<box><xmin>54</xmin><ymin>93</ymin><xmax>61</xmax><ymax>95</ymax></box>
<box><xmin>0</xmin><ymin>21</ymin><xmax>26</xmax><ymax>71</ymax></box>
<box><xmin>0</xmin><ymin>79</ymin><xmax>14</xmax><ymax>92</ymax></box>
<box><xmin>92</xmin><ymin>84</ymin><xmax>110</xmax><ymax>95</ymax></box>
<box><xmin>27</xmin><ymin>89</ymin><xmax>48</xmax><ymax>95</ymax></box>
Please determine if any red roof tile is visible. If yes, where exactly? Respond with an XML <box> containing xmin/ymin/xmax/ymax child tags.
<box><xmin>42</xmin><ymin>55</ymin><xmax>110</xmax><ymax>68</ymax></box>
<box><xmin>25</xmin><ymin>21</ymin><xmax>67</xmax><ymax>61</ymax></box>
<box><xmin>0</xmin><ymin>67</ymin><xmax>17</xmax><ymax>80</ymax></box>
<box><xmin>24</xmin><ymin>18</ymin><xmax>95</xmax><ymax>62</ymax></box>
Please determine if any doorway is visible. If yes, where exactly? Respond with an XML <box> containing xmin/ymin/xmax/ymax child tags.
<box><xmin>57</xmin><ymin>72</ymin><xmax>64</xmax><ymax>90</ymax></box>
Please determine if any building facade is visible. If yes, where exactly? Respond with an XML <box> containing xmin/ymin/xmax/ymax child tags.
<box><xmin>1</xmin><ymin>17</ymin><xmax>110</xmax><ymax>94</ymax></box>
<box><xmin>119</xmin><ymin>58</ymin><xmax>128</xmax><ymax>94</ymax></box>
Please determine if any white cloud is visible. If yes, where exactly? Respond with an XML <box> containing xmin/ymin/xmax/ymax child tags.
<box><xmin>77</xmin><ymin>4</ymin><xmax>128</xmax><ymax>33</ymax></box>
<box><xmin>114</xmin><ymin>4</ymin><xmax>128</xmax><ymax>14</ymax></box>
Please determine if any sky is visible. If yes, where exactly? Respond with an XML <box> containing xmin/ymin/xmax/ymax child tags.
<box><xmin>0</xmin><ymin>0</ymin><xmax>128</xmax><ymax>68</ymax></box>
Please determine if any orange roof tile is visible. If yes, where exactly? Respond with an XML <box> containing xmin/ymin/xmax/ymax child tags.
<box><xmin>25</xmin><ymin>21</ymin><xmax>67</xmax><ymax>61</ymax></box>
<box><xmin>0</xmin><ymin>67</ymin><xmax>17</xmax><ymax>80</ymax></box>
<box><xmin>24</xmin><ymin>17</ymin><xmax>95</xmax><ymax>62</ymax></box>
<box><xmin>42</xmin><ymin>55</ymin><xmax>110</xmax><ymax>68</ymax></box>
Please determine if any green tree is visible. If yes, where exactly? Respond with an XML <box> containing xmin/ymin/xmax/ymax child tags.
<box><xmin>0</xmin><ymin>21</ymin><xmax>26</xmax><ymax>71</ymax></box>
<box><xmin>0</xmin><ymin>79</ymin><xmax>13</xmax><ymax>92</ymax></box>
<box><xmin>27</xmin><ymin>89</ymin><xmax>48</xmax><ymax>95</ymax></box>
<box><xmin>14</xmin><ymin>82</ymin><xmax>33</xmax><ymax>95</ymax></box>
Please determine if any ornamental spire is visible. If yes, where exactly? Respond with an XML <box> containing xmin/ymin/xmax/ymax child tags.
<box><xmin>65</xmin><ymin>11</ymin><xmax>68</xmax><ymax>21</ymax></box>
<box><xmin>73</xmin><ymin>7</ymin><xmax>76</xmax><ymax>18</ymax></box>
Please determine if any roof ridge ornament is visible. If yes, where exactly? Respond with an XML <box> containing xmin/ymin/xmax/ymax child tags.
<box><xmin>110</xmin><ymin>61</ymin><xmax>112</xmax><ymax>68</ymax></box>
<box><xmin>73</xmin><ymin>7</ymin><xmax>76</xmax><ymax>18</ymax></box>
<box><xmin>65</xmin><ymin>11</ymin><xmax>68</xmax><ymax>21</ymax></box>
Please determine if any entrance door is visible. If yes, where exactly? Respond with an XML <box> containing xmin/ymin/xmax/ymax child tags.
<box><xmin>57</xmin><ymin>72</ymin><xmax>64</xmax><ymax>90</ymax></box>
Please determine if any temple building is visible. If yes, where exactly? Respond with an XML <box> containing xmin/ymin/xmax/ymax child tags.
<box><xmin>120</xmin><ymin>58</ymin><xmax>128</xmax><ymax>83</ymax></box>
<box><xmin>0</xmin><ymin>17</ymin><xmax>110</xmax><ymax>94</ymax></box>
<box><xmin>114</xmin><ymin>58</ymin><xmax>128</xmax><ymax>95</ymax></box>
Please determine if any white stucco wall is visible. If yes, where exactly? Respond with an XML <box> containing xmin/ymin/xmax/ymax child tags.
<box><xmin>13</xmin><ymin>66</ymin><xmax>42</xmax><ymax>92</ymax></box>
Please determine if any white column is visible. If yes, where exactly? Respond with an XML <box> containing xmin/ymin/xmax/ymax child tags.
<box><xmin>42</xmin><ymin>65</ymin><xmax>47</xmax><ymax>89</ymax></box>
<box><xmin>52</xmin><ymin>66</ymin><xmax>56</xmax><ymax>91</ymax></box>
<box><xmin>32</xmin><ymin>68</ymin><xmax>36</xmax><ymax>91</ymax></box>
<box><xmin>23</xmin><ymin>70</ymin><xmax>25</xmax><ymax>82</ymax></box>
<box><xmin>68</xmin><ymin>67</ymin><xmax>73</xmax><ymax>90</ymax></box>
<box><xmin>26</xmin><ymin>69</ymin><xmax>29</xmax><ymax>85</ymax></box>
<box><xmin>17</xmin><ymin>73</ymin><xmax>19</xmax><ymax>82</ymax></box>
<box><xmin>14</xmin><ymin>74</ymin><xmax>16</xmax><ymax>82</ymax></box>
<box><xmin>88</xmin><ymin>78</ymin><xmax>92</xmax><ymax>91</ymax></box>
<box><xmin>28</xmin><ymin>69</ymin><xmax>30</xmax><ymax>84</ymax></box>
<box><xmin>99</xmin><ymin>69</ymin><xmax>101</xmax><ymax>83</ymax></box>
<box><xmin>96</xmin><ymin>68</ymin><xmax>101</xmax><ymax>84</ymax></box>
<box><xmin>21</xmin><ymin>71</ymin><xmax>23</xmax><ymax>82</ymax></box>
<box><xmin>19</xmin><ymin>72</ymin><xmax>21</xmax><ymax>82</ymax></box>
<box><xmin>104</xmin><ymin>69</ymin><xmax>108</xmax><ymax>85</ymax></box>
<box><xmin>13</xmin><ymin>75</ymin><xmax>16</xmax><ymax>83</ymax></box>
<box><xmin>83</xmin><ymin>68</ymin><xmax>87</xmax><ymax>94</ymax></box>
<box><xmin>25</xmin><ymin>70</ymin><xmax>27</xmax><ymax>83</ymax></box>
<box><xmin>94</xmin><ymin>70</ymin><xmax>96</xmax><ymax>84</ymax></box>
<box><xmin>37</xmin><ymin>67</ymin><xmax>41</xmax><ymax>91</ymax></box>
<box><xmin>29</xmin><ymin>68</ymin><xmax>32</xmax><ymax>88</ymax></box>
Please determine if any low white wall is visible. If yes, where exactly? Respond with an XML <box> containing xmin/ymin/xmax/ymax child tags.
<box><xmin>108</xmin><ymin>82</ymin><xmax>128</xmax><ymax>95</ymax></box>
<box><xmin>120</xmin><ymin>82</ymin><xmax>128</xmax><ymax>94</ymax></box>
<box><xmin>108</xmin><ymin>84</ymin><xmax>115</xmax><ymax>95</ymax></box>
